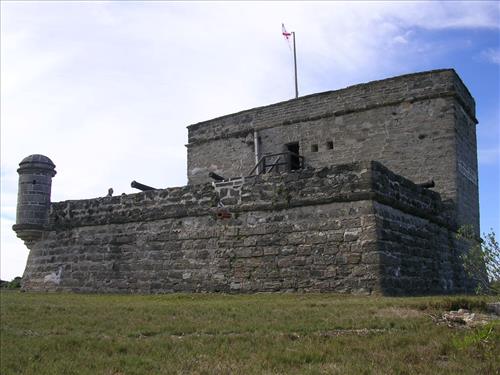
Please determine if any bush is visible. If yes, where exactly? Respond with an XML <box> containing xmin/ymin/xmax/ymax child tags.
<box><xmin>457</xmin><ymin>226</ymin><xmax>500</xmax><ymax>294</ymax></box>
<box><xmin>1</xmin><ymin>277</ymin><xmax>22</xmax><ymax>289</ymax></box>
<box><xmin>7</xmin><ymin>277</ymin><xmax>22</xmax><ymax>289</ymax></box>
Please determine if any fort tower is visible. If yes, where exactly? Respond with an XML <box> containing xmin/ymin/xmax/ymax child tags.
<box><xmin>13</xmin><ymin>154</ymin><xmax>56</xmax><ymax>245</ymax></box>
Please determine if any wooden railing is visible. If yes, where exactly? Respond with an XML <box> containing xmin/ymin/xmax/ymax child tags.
<box><xmin>247</xmin><ymin>151</ymin><xmax>304</xmax><ymax>176</ymax></box>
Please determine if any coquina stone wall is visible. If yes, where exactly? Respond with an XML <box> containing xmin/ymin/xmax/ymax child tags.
<box><xmin>19</xmin><ymin>161</ymin><xmax>468</xmax><ymax>295</ymax></box>
<box><xmin>186</xmin><ymin>69</ymin><xmax>479</xmax><ymax>233</ymax></box>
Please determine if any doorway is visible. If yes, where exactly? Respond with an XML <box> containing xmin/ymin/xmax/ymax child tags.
<box><xmin>286</xmin><ymin>142</ymin><xmax>301</xmax><ymax>171</ymax></box>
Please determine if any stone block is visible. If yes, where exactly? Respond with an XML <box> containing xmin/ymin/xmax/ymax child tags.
<box><xmin>344</xmin><ymin>229</ymin><xmax>361</xmax><ymax>242</ymax></box>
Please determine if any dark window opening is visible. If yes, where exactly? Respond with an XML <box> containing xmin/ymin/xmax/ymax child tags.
<box><xmin>326</xmin><ymin>141</ymin><xmax>334</xmax><ymax>150</ymax></box>
<box><xmin>311</xmin><ymin>144</ymin><xmax>319</xmax><ymax>152</ymax></box>
<box><xmin>32</xmin><ymin>180</ymin><xmax>36</xmax><ymax>185</ymax></box>
<box><xmin>286</xmin><ymin>142</ymin><xmax>301</xmax><ymax>171</ymax></box>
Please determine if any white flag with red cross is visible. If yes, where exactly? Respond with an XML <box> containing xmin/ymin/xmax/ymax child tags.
<box><xmin>282</xmin><ymin>23</ymin><xmax>292</xmax><ymax>50</ymax></box>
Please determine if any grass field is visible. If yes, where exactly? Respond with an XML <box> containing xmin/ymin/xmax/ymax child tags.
<box><xmin>1</xmin><ymin>291</ymin><xmax>499</xmax><ymax>374</ymax></box>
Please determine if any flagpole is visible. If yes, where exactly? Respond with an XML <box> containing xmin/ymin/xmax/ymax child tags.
<box><xmin>292</xmin><ymin>31</ymin><xmax>298</xmax><ymax>98</ymax></box>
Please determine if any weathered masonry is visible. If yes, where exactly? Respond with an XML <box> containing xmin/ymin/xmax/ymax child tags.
<box><xmin>187</xmin><ymin>69</ymin><xmax>479</xmax><ymax>233</ymax></box>
<box><xmin>14</xmin><ymin>69</ymin><xmax>479</xmax><ymax>294</ymax></box>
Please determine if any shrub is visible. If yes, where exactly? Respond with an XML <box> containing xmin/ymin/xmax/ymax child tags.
<box><xmin>0</xmin><ymin>276</ymin><xmax>21</xmax><ymax>289</ymax></box>
<box><xmin>457</xmin><ymin>226</ymin><xmax>500</xmax><ymax>294</ymax></box>
<box><xmin>4</xmin><ymin>277</ymin><xmax>22</xmax><ymax>289</ymax></box>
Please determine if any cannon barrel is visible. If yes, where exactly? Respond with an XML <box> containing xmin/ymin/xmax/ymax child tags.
<box><xmin>209</xmin><ymin>172</ymin><xmax>225</xmax><ymax>182</ymax></box>
<box><xmin>417</xmin><ymin>180</ymin><xmax>435</xmax><ymax>189</ymax></box>
<box><xmin>131</xmin><ymin>180</ymin><xmax>157</xmax><ymax>191</ymax></box>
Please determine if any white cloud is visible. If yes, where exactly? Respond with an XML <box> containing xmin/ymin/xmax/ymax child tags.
<box><xmin>380</xmin><ymin>1</ymin><xmax>500</xmax><ymax>30</ymax></box>
<box><xmin>1</xmin><ymin>1</ymin><xmax>499</xmax><ymax>280</ymax></box>
<box><xmin>481</xmin><ymin>48</ymin><xmax>500</xmax><ymax>64</ymax></box>
<box><xmin>393</xmin><ymin>35</ymin><xmax>409</xmax><ymax>44</ymax></box>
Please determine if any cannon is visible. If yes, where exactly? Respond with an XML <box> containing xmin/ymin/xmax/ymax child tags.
<box><xmin>417</xmin><ymin>180</ymin><xmax>435</xmax><ymax>189</ymax></box>
<box><xmin>209</xmin><ymin>172</ymin><xmax>225</xmax><ymax>182</ymax></box>
<box><xmin>131</xmin><ymin>180</ymin><xmax>157</xmax><ymax>191</ymax></box>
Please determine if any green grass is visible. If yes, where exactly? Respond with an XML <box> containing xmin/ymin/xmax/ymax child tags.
<box><xmin>1</xmin><ymin>291</ymin><xmax>499</xmax><ymax>374</ymax></box>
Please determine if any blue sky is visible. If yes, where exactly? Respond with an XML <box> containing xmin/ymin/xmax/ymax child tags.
<box><xmin>1</xmin><ymin>1</ymin><xmax>499</xmax><ymax>280</ymax></box>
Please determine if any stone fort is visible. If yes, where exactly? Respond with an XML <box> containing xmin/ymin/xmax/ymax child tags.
<box><xmin>13</xmin><ymin>69</ymin><xmax>479</xmax><ymax>295</ymax></box>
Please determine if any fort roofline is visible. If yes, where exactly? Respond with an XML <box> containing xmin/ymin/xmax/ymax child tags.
<box><xmin>187</xmin><ymin>68</ymin><xmax>476</xmax><ymax>137</ymax></box>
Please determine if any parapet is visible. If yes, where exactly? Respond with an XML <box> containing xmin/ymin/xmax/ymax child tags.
<box><xmin>47</xmin><ymin>160</ymin><xmax>452</xmax><ymax>231</ymax></box>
